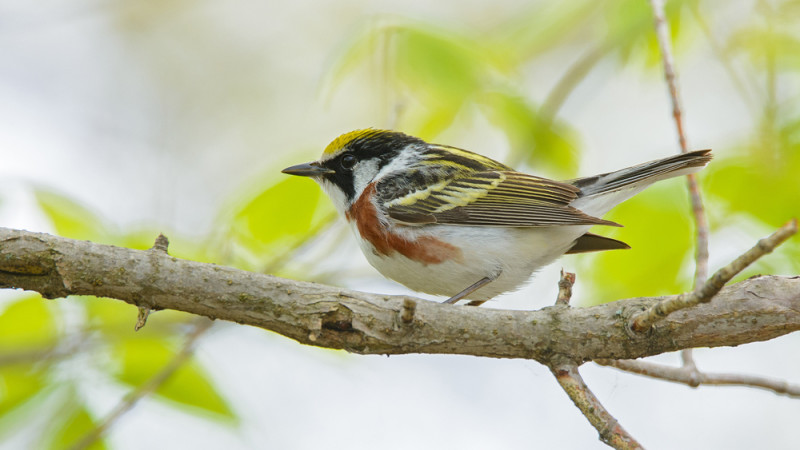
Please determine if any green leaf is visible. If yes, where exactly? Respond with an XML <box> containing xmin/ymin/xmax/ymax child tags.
<box><xmin>112</xmin><ymin>337</ymin><xmax>234</xmax><ymax>419</ymax></box>
<box><xmin>325</xmin><ymin>18</ymin><xmax>509</xmax><ymax>123</ymax></box>
<box><xmin>47</xmin><ymin>404</ymin><xmax>106</xmax><ymax>450</ymax></box>
<box><xmin>0</xmin><ymin>295</ymin><xmax>58</xmax><ymax>352</ymax></box>
<box><xmin>235</xmin><ymin>177</ymin><xmax>323</xmax><ymax>244</ymax></box>
<box><xmin>0</xmin><ymin>366</ymin><xmax>46</xmax><ymax>416</ymax></box>
<box><xmin>34</xmin><ymin>189</ymin><xmax>108</xmax><ymax>241</ymax></box>
<box><xmin>224</xmin><ymin>174</ymin><xmax>334</xmax><ymax>270</ymax></box>
<box><xmin>706</xmin><ymin>157</ymin><xmax>799</xmax><ymax>228</ymax></box>
<box><xmin>706</xmin><ymin>118</ymin><xmax>800</xmax><ymax>229</ymax></box>
<box><xmin>393</xmin><ymin>26</ymin><xmax>485</xmax><ymax>106</ymax></box>
<box><xmin>574</xmin><ymin>184</ymin><xmax>694</xmax><ymax>303</ymax></box>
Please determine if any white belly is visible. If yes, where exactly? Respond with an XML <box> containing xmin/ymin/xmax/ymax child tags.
<box><xmin>354</xmin><ymin>223</ymin><xmax>591</xmax><ymax>301</ymax></box>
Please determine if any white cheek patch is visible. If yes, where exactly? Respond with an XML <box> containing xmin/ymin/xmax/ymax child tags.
<box><xmin>318</xmin><ymin>178</ymin><xmax>349</xmax><ymax>213</ymax></box>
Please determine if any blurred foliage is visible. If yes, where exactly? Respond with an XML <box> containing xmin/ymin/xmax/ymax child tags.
<box><xmin>46</xmin><ymin>396</ymin><xmax>106</xmax><ymax>450</ymax></box>
<box><xmin>577</xmin><ymin>184</ymin><xmax>696</xmax><ymax>300</ymax></box>
<box><xmin>112</xmin><ymin>336</ymin><xmax>233</xmax><ymax>418</ymax></box>
<box><xmin>217</xmin><ymin>176</ymin><xmax>335</xmax><ymax>272</ymax></box>
<box><xmin>0</xmin><ymin>175</ymin><xmax>333</xmax><ymax>444</ymax></box>
<box><xmin>2</xmin><ymin>0</ymin><xmax>800</xmax><ymax>447</ymax></box>
<box><xmin>326</xmin><ymin>16</ymin><xmax>583</xmax><ymax>176</ymax></box>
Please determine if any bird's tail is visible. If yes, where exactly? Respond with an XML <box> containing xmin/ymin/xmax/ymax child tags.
<box><xmin>569</xmin><ymin>149</ymin><xmax>712</xmax><ymax>217</ymax></box>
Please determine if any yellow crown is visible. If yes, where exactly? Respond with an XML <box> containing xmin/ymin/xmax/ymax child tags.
<box><xmin>323</xmin><ymin>129</ymin><xmax>387</xmax><ymax>155</ymax></box>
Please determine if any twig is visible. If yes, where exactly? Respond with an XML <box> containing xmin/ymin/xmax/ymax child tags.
<box><xmin>555</xmin><ymin>269</ymin><xmax>576</xmax><ymax>306</ymax></box>
<box><xmin>648</xmin><ymin>0</ymin><xmax>709</xmax><ymax>288</ymax></box>
<box><xmin>630</xmin><ymin>219</ymin><xmax>798</xmax><ymax>332</ymax></box>
<box><xmin>596</xmin><ymin>358</ymin><xmax>800</xmax><ymax>398</ymax></box>
<box><xmin>135</xmin><ymin>306</ymin><xmax>151</xmax><ymax>331</ymax></box>
<box><xmin>552</xmin><ymin>365</ymin><xmax>643</xmax><ymax>449</ymax></box>
<box><xmin>68</xmin><ymin>319</ymin><xmax>213</xmax><ymax>450</ymax></box>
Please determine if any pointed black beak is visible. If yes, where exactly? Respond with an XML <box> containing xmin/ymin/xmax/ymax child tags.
<box><xmin>281</xmin><ymin>162</ymin><xmax>334</xmax><ymax>177</ymax></box>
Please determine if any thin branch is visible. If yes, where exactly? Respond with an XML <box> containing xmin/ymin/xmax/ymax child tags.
<box><xmin>68</xmin><ymin>319</ymin><xmax>213</xmax><ymax>450</ymax></box>
<box><xmin>552</xmin><ymin>365</ymin><xmax>643</xmax><ymax>449</ymax></box>
<box><xmin>648</xmin><ymin>0</ymin><xmax>709</xmax><ymax>288</ymax></box>
<box><xmin>596</xmin><ymin>358</ymin><xmax>800</xmax><ymax>398</ymax></box>
<box><xmin>630</xmin><ymin>218</ymin><xmax>798</xmax><ymax>332</ymax></box>
<box><xmin>1</xmin><ymin>227</ymin><xmax>799</xmax><ymax>362</ymax></box>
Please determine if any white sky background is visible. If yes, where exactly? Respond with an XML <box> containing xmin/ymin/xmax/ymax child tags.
<box><xmin>1</xmin><ymin>0</ymin><xmax>799</xmax><ymax>449</ymax></box>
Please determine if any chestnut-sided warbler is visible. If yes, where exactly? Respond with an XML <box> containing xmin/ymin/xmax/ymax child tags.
<box><xmin>283</xmin><ymin>129</ymin><xmax>712</xmax><ymax>305</ymax></box>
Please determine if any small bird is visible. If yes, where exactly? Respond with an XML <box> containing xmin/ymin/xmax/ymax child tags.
<box><xmin>283</xmin><ymin>129</ymin><xmax>711</xmax><ymax>305</ymax></box>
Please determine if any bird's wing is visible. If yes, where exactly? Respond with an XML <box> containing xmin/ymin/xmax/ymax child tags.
<box><xmin>381</xmin><ymin>170</ymin><xmax>619</xmax><ymax>227</ymax></box>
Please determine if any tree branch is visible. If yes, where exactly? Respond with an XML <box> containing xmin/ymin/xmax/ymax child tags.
<box><xmin>0</xmin><ymin>227</ymin><xmax>798</xmax><ymax>364</ymax></box>
<box><xmin>552</xmin><ymin>365</ymin><xmax>643</xmax><ymax>449</ymax></box>
<box><xmin>630</xmin><ymin>218</ymin><xmax>797</xmax><ymax>332</ymax></box>
<box><xmin>595</xmin><ymin>358</ymin><xmax>800</xmax><ymax>398</ymax></box>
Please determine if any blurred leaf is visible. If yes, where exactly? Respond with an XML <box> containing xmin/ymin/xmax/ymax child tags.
<box><xmin>236</xmin><ymin>177</ymin><xmax>320</xmax><ymax>243</ymax></box>
<box><xmin>392</xmin><ymin>25</ymin><xmax>488</xmax><ymax>107</ymax></box>
<box><xmin>0</xmin><ymin>366</ymin><xmax>46</xmax><ymax>416</ymax></box>
<box><xmin>706</xmin><ymin>156</ymin><xmax>800</xmax><ymax>228</ymax></box>
<box><xmin>226</xmin><ymin>175</ymin><xmax>333</xmax><ymax>270</ymax></box>
<box><xmin>478</xmin><ymin>90</ymin><xmax>580</xmax><ymax>176</ymax></box>
<box><xmin>46</xmin><ymin>403</ymin><xmax>105</xmax><ymax>450</ymax></box>
<box><xmin>728</xmin><ymin>26</ymin><xmax>800</xmax><ymax>71</ymax></box>
<box><xmin>35</xmin><ymin>189</ymin><xmax>212</xmax><ymax>266</ymax></box>
<box><xmin>113</xmin><ymin>337</ymin><xmax>233</xmax><ymax>419</ymax></box>
<box><xmin>34</xmin><ymin>189</ymin><xmax>109</xmax><ymax>241</ymax></box>
<box><xmin>706</xmin><ymin>116</ymin><xmax>800</xmax><ymax>228</ymax></box>
<box><xmin>407</xmin><ymin>103</ymin><xmax>462</xmax><ymax>140</ymax></box>
<box><xmin>326</xmin><ymin>18</ymin><xmax>510</xmax><ymax>132</ymax></box>
<box><xmin>575</xmin><ymin>184</ymin><xmax>694</xmax><ymax>303</ymax></box>
<box><xmin>0</xmin><ymin>295</ymin><xmax>58</xmax><ymax>352</ymax></box>
<box><xmin>604</xmin><ymin>0</ymin><xmax>696</xmax><ymax>67</ymax></box>
<box><xmin>496</xmin><ymin>1</ymin><xmax>599</xmax><ymax>62</ymax></box>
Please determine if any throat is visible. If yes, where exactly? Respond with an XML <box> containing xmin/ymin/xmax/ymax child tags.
<box><xmin>346</xmin><ymin>183</ymin><xmax>462</xmax><ymax>265</ymax></box>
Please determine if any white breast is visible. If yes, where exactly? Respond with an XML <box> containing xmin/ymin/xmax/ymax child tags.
<box><xmin>353</xmin><ymin>222</ymin><xmax>591</xmax><ymax>301</ymax></box>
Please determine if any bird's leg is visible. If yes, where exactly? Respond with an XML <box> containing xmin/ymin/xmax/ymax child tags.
<box><xmin>442</xmin><ymin>271</ymin><xmax>500</xmax><ymax>305</ymax></box>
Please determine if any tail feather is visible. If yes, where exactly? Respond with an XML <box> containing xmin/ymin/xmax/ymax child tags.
<box><xmin>568</xmin><ymin>149</ymin><xmax>712</xmax><ymax>218</ymax></box>
<box><xmin>571</xmin><ymin>149</ymin><xmax>712</xmax><ymax>197</ymax></box>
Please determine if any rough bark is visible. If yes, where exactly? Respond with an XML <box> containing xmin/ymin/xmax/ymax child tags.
<box><xmin>0</xmin><ymin>227</ymin><xmax>797</xmax><ymax>366</ymax></box>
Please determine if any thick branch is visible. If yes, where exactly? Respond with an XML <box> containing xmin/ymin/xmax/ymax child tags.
<box><xmin>0</xmin><ymin>227</ymin><xmax>798</xmax><ymax>364</ymax></box>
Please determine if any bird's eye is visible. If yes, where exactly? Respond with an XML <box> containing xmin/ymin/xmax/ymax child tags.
<box><xmin>340</xmin><ymin>154</ymin><xmax>357</xmax><ymax>170</ymax></box>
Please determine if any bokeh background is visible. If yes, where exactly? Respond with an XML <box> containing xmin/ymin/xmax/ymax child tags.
<box><xmin>1</xmin><ymin>0</ymin><xmax>799</xmax><ymax>448</ymax></box>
